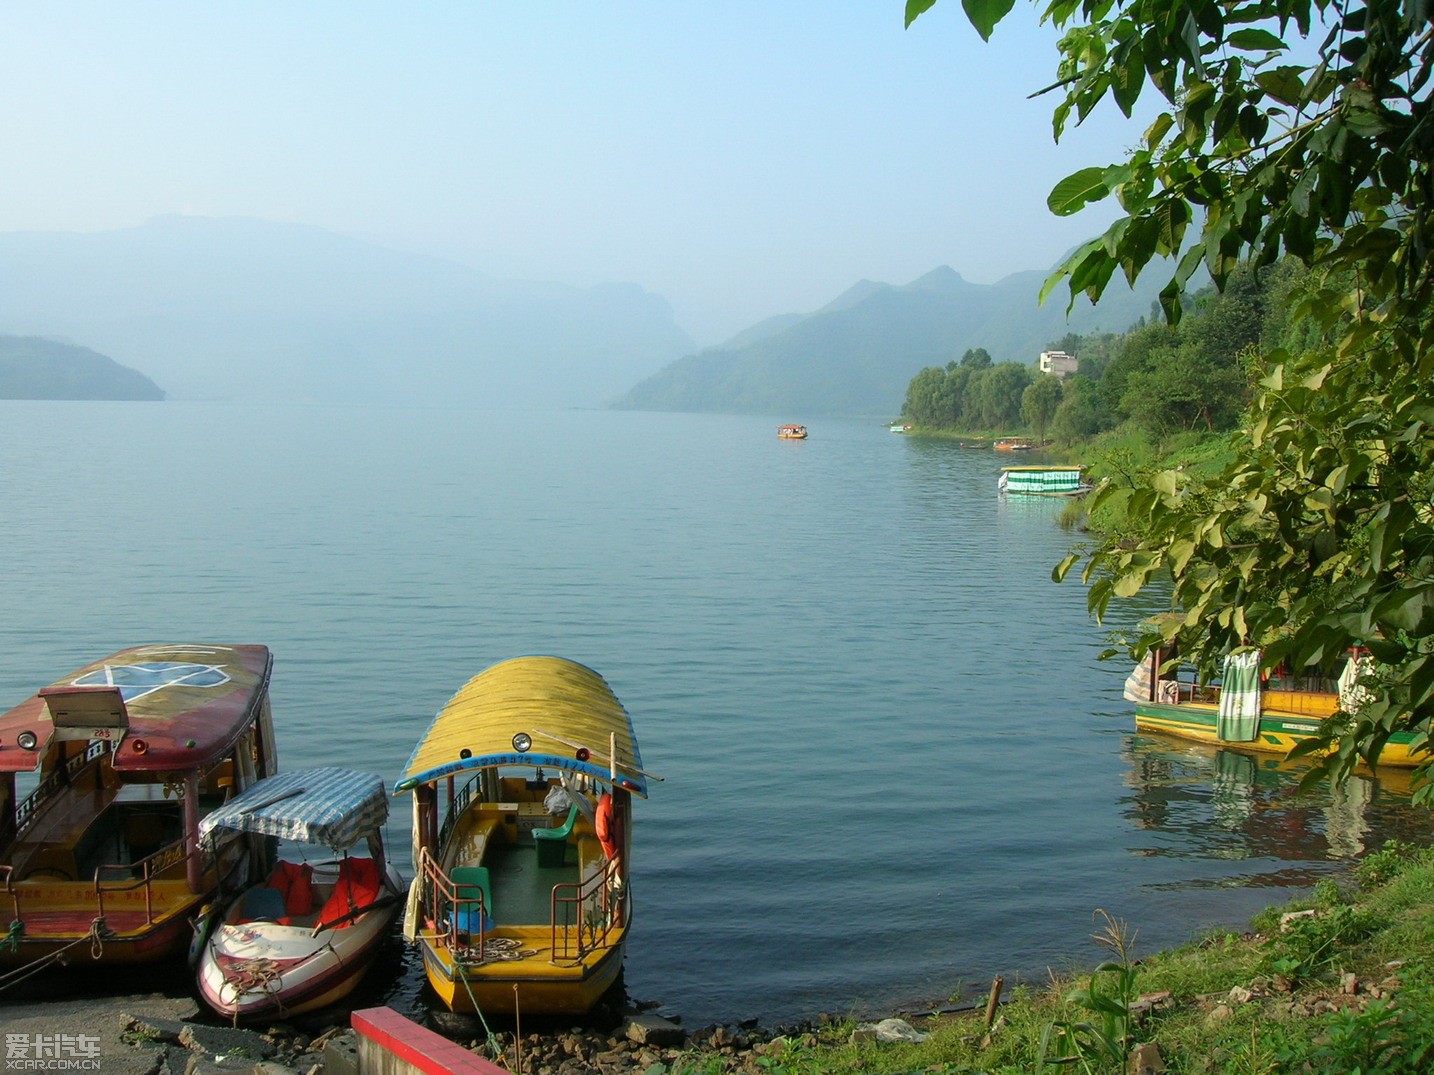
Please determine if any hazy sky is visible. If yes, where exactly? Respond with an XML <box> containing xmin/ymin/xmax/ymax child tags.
<box><xmin>1</xmin><ymin>2</ymin><xmax>1146</xmax><ymax>344</ymax></box>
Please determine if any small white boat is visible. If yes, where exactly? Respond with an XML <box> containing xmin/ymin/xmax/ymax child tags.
<box><xmin>194</xmin><ymin>767</ymin><xmax>402</xmax><ymax>1021</ymax></box>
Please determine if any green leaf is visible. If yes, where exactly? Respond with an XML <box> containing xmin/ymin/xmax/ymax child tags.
<box><xmin>1049</xmin><ymin>167</ymin><xmax>1111</xmax><ymax>216</ymax></box>
<box><xmin>959</xmin><ymin>0</ymin><xmax>1016</xmax><ymax>41</ymax></box>
<box><xmin>1053</xmin><ymin>552</ymin><xmax>1079</xmax><ymax>583</ymax></box>
<box><xmin>1228</xmin><ymin>28</ymin><xmax>1287</xmax><ymax>51</ymax></box>
<box><xmin>1255</xmin><ymin>66</ymin><xmax>1306</xmax><ymax>108</ymax></box>
<box><xmin>904</xmin><ymin>0</ymin><xmax>938</xmax><ymax>28</ymax></box>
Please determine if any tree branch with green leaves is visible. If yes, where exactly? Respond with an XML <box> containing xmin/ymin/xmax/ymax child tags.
<box><xmin>907</xmin><ymin>0</ymin><xmax>1434</xmax><ymax>797</ymax></box>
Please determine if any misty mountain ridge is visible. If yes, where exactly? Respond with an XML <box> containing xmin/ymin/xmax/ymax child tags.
<box><xmin>2</xmin><ymin>215</ymin><xmax>1171</xmax><ymax>415</ymax></box>
<box><xmin>0</xmin><ymin>335</ymin><xmax>164</xmax><ymax>400</ymax></box>
<box><xmin>0</xmin><ymin>215</ymin><xmax>694</xmax><ymax>405</ymax></box>
<box><xmin>616</xmin><ymin>262</ymin><xmax>1166</xmax><ymax>417</ymax></box>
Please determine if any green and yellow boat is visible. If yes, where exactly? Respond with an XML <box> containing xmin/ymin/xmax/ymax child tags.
<box><xmin>397</xmin><ymin>656</ymin><xmax>655</xmax><ymax>1017</ymax></box>
<box><xmin>1126</xmin><ymin>647</ymin><xmax>1426</xmax><ymax>768</ymax></box>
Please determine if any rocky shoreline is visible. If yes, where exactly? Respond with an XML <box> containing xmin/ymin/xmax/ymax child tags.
<box><xmin>0</xmin><ymin>989</ymin><xmax>951</xmax><ymax>1075</ymax></box>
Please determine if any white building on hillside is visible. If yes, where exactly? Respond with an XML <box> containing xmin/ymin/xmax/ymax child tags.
<box><xmin>1039</xmin><ymin>350</ymin><xmax>1079</xmax><ymax>379</ymax></box>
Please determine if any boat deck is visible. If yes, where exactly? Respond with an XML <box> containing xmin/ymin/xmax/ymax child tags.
<box><xmin>489</xmin><ymin>842</ymin><xmax>569</xmax><ymax>926</ymax></box>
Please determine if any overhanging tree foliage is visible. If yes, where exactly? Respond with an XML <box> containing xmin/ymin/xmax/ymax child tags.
<box><xmin>907</xmin><ymin>0</ymin><xmax>1434</xmax><ymax>796</ymax></box>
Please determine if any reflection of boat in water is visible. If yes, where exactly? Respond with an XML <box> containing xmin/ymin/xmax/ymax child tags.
<box><xmin>998</xmin><ymin>465</ymin><xmax>1092</xmax><ymax>496</ymax></box>
<box><xmin>398</xmin><ymin>656</ymin><xmax>654</xmax><ymax>1016</ymax></box>
<box><xmin>777</xmin><ymin>424</ymin><xmax>808</xmax><ymax>439</ymax></box>
<box><xmin>1122</xmin><ymin>736</ymin><xmax>1420</xmax><ymax>861</ymax></box>
<box><xmin>0</xmin><ymin>644</ymin><xmax>278</xmax><ymax>969</ymax></box>
<box><xmin>1125</xmin><ymin>647</ymin><xmax>1425</xmax><ymax>768</ymax></box>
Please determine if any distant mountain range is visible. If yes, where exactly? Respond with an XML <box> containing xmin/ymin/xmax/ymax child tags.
<box><xmin>0</xmin><ymin>335</ymin><xmax>164</xmax><ymax>400</ymax></box>
<box><xmin>613</xmin><ymin>264</ymin><xmax>1168</xmax><ymax>417</ymax></box>
<box><xmin>0</xmin><ymin>216</ymin><xmax>693</xmax><ymax>406</ymax></box>
<box><xmin>0</xmin><ymin>216</ymin><xmax>1171</xmax><ymax>415</ymax></box>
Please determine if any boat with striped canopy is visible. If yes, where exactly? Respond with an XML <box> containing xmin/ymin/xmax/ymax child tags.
<box><xmin>396</xmin><ymin>656</ymin><xmax>654</xmax><ymax>1017</ymax></box>
<box><xmin>998</xmin><ymin>464</ymin><xmax>1092</xmax><ymax>496</ymax></box>
<box><xmin>1126</xmin><ymin>647</ymin><xmax>1426</xmax><ymax>767</ymax></box>
<box><xmin>194</xmin><ymin>767</ymin><xmax>403</xmax><ymax>1021</ymax></box>
<box><xmin>0</xmin><ymin>644</ymin><xmax>278</xmax><ymax>971</ymax></box>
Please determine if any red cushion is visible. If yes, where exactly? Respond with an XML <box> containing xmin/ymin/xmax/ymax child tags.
<box><xmin>266</xmin><ymin>860</ymin><xmax>315</xmax><ymax>916</ymax></box>
<box><xmin>318</xmin><ymin>857</ymin><xmax>382</xmax><ymax>930</ymax></box>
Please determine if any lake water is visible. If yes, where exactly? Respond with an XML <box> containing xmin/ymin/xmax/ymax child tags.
<box><xmin>1</xmin><ymin>401</ymin><xmax>1428</xmax><ymax>1026</ymax></box>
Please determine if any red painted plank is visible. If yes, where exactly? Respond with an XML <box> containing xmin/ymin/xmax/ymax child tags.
<box><xmin>351</xmin><ymin>1008</ymin><xmax>507</xmax><ymax>1075</ymax></box>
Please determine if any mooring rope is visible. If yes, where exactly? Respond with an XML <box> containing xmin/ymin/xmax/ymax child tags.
<box><xmin>0</xmin><ymin>916</ymin><xmax>114</xmax><ymax>994</ymax></box>
<box><xmin>455</xmin><ymin>950</ymin><xmax>504</xmax><ymax>1062</ymax></box>
<box><xmin>455</xmin><ymin>936</ymin><xmax>538</xmax><ymax>962</ymax></box>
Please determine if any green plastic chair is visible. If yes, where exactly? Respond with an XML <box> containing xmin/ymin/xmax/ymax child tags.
<box><xmin>533</xmin><ymin>805</ymin><xmax>579</xmax><ymax>867</ymax></box>
<box><xmin>449</xmin><ymin>865</ymin><xmax>494</xmax><ymax>932</ymax></box>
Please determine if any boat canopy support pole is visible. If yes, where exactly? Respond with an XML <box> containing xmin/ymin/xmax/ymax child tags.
<box><xmin>183</xmin><ymin>771</ymin><xmax>201</xmax><ymax>891</ymax></box>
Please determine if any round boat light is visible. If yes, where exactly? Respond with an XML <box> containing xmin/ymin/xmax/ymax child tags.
<box><xmin>16</xmin><ymin>730</ymin><xmax>39</xmax><ymax>751</ymax></box>
<box><xmin>575</xmin><ymin>747</ymin><xmax>591</xmax><ymax>762</ymax></box>
<box><xmin>131</xmin><ymin>738</ymin><xmax>149</xmax><ymax>755</ymax></box>
<box><xmin>511</xmin><ymin>733</ymin><xmax>532</xmax><ymax>753</ymax></box>
<box><xmin>459</xmin><ymin>748</ymin><xmax>472</xmax><ymax>760</ymax></box>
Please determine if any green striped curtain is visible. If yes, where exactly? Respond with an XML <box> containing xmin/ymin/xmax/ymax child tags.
<box><xmin>1217</xmin><ymin>651</ymin><xmax>1262</xmax><ymax>741</ymax></box>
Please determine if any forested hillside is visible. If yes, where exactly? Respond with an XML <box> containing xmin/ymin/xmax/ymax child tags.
<box><xmin>0</xmin><ymin>335</ymin><xmax>164</xmax><ymax>400</ymax></box>
<box><xmin>614</xmin><ymin>263</ymin><xmax>1166</xmax><ymax>417</ymax></box>
<box><xmin>899</xmin><ymin>259</ymin><xmax>1307</xmax><ymax>443</ymax></box>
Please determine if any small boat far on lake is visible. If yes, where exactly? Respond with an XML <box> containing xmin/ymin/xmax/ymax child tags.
<box><xmin>777</xmin><ymin>424</ymin><xmax>808</xmax><ymax>439</ymax></box>
<box><xmin>397</xmin><ymin>656</ymin><xmax>656</xmax><ymax>1017</ymax></box>
<box><xmin>0</xmin><ymin>643</ymin><xmax>278</xmax><ymax>970</ymax></box>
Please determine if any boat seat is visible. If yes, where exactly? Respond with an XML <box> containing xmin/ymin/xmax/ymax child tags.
<box><xmin>237</xmin><ymin>885</ymin><xmax>288</xmax><ymax>923</ymax></box>
<box><xmin>533</xmin><ymin>805</ymin><xmax>579</xmax><ymax>867</ymax></box>
<box><xmin>449</xmin><ymin>865</ymin><xmax>494</xmax><ymax>934</ymax></box>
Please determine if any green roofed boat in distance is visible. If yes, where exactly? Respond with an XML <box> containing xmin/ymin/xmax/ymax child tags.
<box><xmin>998</xmin><ymin>465</ymin><xmax>1093</xmax><ymax>496</ymax></box>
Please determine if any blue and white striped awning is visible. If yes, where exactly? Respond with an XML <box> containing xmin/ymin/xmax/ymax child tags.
<box><xmin>199</xmin><ymin>767</ymin><xmax>389</xmax><ymax>851</ymax></box>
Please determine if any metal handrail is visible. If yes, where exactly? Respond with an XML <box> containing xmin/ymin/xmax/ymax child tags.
<box><xmin>13</xmin><ymin>742</ymin><xmax>108</xmax><ymax>837</ymax></box>
<box><xmin>550</xmin><ymin>857</ymin><xmax>624</xmax><ymax>961</ymax></box>
<box><xmin>437</xmin><ymin>778</ymin><xmax>478</xmax><ymax>850</ymax></box>
<box><xmin>419</xmin><ymin>847</ymin><xmax>491</xmax><ymax>959</ymax></box>
<box><xmin>92</xmin><ymin>839</ymin><xmax>194</xmax><ymax>927</ymax></box>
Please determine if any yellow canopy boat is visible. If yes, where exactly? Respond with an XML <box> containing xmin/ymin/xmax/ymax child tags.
<box><xmin>396</xmin><ymin>656</ymin><xmax>654</xmax><ymax>1017</ymax></box>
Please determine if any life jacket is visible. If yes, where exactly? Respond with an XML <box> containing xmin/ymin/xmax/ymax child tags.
<box><xmin>595</xmin><ymin>793</ymin><xmax>619</xmax><ymax>859</ymax></box>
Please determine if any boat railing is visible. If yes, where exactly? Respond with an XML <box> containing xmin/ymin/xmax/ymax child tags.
<box><xmin>13</xmin><ymin>741</ymin><xmax>109</xmax><ymax>838</ymax></box>
<box><xmin>418</xmin><ymin>847</ymin><xmax>493</xmax><ymax>960</ymax></box>
<box><xmin>550</xmin><ymin>858</ymin><xmax>623</xmax><ymax>961</ymax></box>
<box><xmin>438</xmin><ymin>778</ymin><xmax>479</xmax><ymax>851</ymax></box>
<box><xmin>91</xmin><ymin>837</ymin><xmax>194</xmax><ymax>927</ymax></box>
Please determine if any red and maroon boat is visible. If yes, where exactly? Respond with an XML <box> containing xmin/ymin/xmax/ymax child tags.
<box><xmin>0</xmin><ymin>643</ymin><xmax>278</xmax><ymax>969</ymax></box>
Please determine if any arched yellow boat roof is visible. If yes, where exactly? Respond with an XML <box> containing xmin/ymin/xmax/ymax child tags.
<box><xmin>396</xmin><ymin>656</ymin><xmax>647</xmax><ymax>797</ymax></box>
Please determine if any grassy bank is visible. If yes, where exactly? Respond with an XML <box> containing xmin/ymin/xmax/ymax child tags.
<box><xmin>675</xmin><ymin>840</ymin><xmax>1434</xmax><ymax>1074</ymax></box>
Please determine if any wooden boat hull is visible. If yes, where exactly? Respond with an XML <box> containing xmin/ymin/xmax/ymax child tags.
<box><xmin>1134</xmin><ymin>700</ymin><xmax>1425</xmax><ymax>768</ymax></box>
<box><xmin>419</xmin><ymin>925</ymin><xmax>625</xmax><ymax>1016</ymax></box>
<box><xmin>1</xmin><ymin>644</ymin><xmax>278</xmax><ymax>970</ymax></box>
<box><xmin>0</xmin><ymin>896</ymin><xmax>196</xmax><ymax>965</ymax></box>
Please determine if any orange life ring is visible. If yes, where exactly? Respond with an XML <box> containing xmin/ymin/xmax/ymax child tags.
<box><xmin>595</xmin><ymin>793</ymin><xmax>619</xmax><ymax>859</ymax></box>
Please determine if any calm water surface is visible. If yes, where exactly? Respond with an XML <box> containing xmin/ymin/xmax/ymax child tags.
<box><xmin>1</xmin><ymin>402</ymin><xmax>1428</xmax><ymax>1024</ymax></box>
